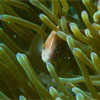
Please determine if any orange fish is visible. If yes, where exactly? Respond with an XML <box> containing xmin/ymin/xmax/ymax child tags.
<box><xmin>42</xmin><ymin>30</ymin><xmax>63</xmax><ymax>63</ymax></box>
<box><xmin>41</xmin><ymin>29</ymin><xmax>79</xmax><ymax>77</ymax></box>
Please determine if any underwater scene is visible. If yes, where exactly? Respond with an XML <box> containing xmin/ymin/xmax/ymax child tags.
<box><xmin>0</xmin><ymin>0</ymin><xmax>100</xmax><ymax>99</ymax></box>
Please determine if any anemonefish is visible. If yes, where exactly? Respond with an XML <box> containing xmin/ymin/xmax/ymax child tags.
<box><xmin>42</xmin><ymin>30</ymin><xmax>61</xmax><ymax>63</ymax></box>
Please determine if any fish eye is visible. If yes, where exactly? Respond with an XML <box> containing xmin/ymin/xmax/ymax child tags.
<box><xmin>54</xmin><ymin>47</ymin><xmax>60</xmax><ymax>53</ymax></box>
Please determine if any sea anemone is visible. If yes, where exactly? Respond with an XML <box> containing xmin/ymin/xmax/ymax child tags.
<box><xmin>0</xmin><ymin>0</ymin><xmax>100</xmax><ymax>100</ymax></box>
